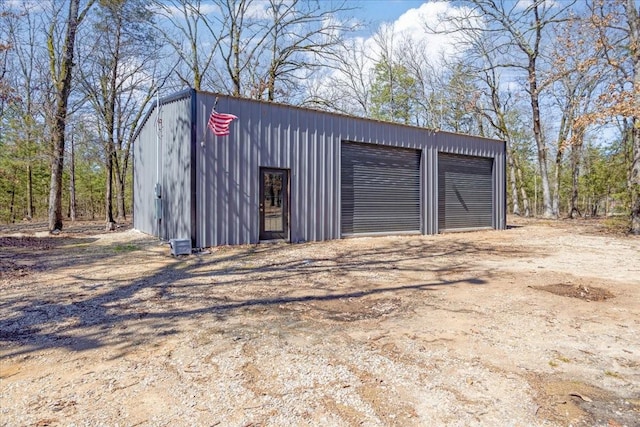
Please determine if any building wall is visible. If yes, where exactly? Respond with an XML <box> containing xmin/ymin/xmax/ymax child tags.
<box><xmin>191</xmin><ymin>91</ymin><xmax>506</xmax><ymax>247</ymax></box>
<box><xmin>133</xmin><ymin>91</ymin><xmax>192</xmax><ymax>241</ymax></box>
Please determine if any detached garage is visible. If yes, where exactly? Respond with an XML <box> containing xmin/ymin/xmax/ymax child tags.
<box><xmin>133</xmin><ymin>89</ymin><xmax>506</xmax><ymax>248</ymax></box>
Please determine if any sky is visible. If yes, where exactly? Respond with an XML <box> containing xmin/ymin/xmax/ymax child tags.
<box><xmin>347</xmin><ymin>0</ymin><xmax>459</xmax><ymax>39</ymax></box>
<box><xmin>352</xmin><ymin>0</ymin><xmax>430</xmax><ymax>26</ymax></box>
<box><xmin>313</xmin><ymin>1</ymin><xmax>476</xmax><ymax>87</ymax></box>
<box><xmin>343</xmin><ymin>1</ymin><xmax>475</xmax><ymax>61</ymax></box>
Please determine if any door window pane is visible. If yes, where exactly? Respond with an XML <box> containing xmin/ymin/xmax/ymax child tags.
<box><xmin>263</xmin><ymin>172</ymin><xmax>283</xmax><ymax>232</ymax></box>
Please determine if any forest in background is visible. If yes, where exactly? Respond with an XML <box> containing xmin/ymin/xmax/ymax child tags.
<box><xmin>0</xmin><ymin>0</ymin><xmax>638</xmax><ymax>233</ymax></box>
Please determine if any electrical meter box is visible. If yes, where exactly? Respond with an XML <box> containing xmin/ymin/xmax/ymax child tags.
<box><xmin>169</xmin><ymin>238</ymin><xmax>192</xmax><ymax>256</ymax></box>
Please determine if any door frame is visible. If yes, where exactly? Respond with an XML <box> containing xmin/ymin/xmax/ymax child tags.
<box><xmin>259</xmin><ymin>167</ymin><xmax>290</xmax><ymax>241</ymax></box>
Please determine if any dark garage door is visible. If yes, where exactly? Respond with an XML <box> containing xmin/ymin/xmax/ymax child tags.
<box><xmin>341</xmin><ymin>142</ymin><xmax>421</xmax><ymax>235</ymax></box>
<box><xmin>438</xmin><ymin>153</ymin><xmax>493</xmax><ymax>231</ymax></box>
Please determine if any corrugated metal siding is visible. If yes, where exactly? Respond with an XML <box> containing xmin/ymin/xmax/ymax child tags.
<box><xmin>133</xmin><ymin>90</ymin><xmax>506</xmax><ymax>247</ymax></box>
<box><xmin>438</xmin><ymin>154</ymin><xmax>493</xmax><ymax>230</ymax></box>
<box><xmin>422</xmin><ymin>146</ymin><xmax>437</xmax><ymax>235</ymax></box>
<box><xmin>341</xmin><ymin>142</ymin><xmax>421</xmax><ymax>235</ymax></box>
<box><xmin>133</xmin><ymin>93</ymin><xmax>192</xmax><ymax>240</ymax></box>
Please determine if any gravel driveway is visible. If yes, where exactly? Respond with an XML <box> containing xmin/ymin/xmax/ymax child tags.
<box><xmin>1</xmin><ymin>218</ymin><xmax>639</xmax><ymax>426</ymax></box>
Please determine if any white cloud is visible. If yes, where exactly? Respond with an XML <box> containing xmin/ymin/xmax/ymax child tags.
<box><xmin>514</xmin><ymin>0</ymin><xmax>560</xmax><ymax>11</ymax></box>
<box><xmin>389</xmin><ymin>1</ymin><xmax>477</xmax><ymax>61</ymax></box>
<box><xmin>244</xmin><ymin>0</ymin><xmax>272</xmax><ymax>20</ymax></box>
<box><xmin>155</xmin><ymin>2</ymin><xmax>219</xmax><ymax>20</ymax></box>
<box><xmin>3</xmin><ymin>0</ymin><xmax>53</xmax><ymax>14</ymax></box>
<box><xmin>338</xmin><ymin>1</ymin><xmax>479</xmax><ymax>74</ymax></box>
<box><xmin>308</xmin><ymin>1</ymin><xmax>479</xmax><ymax>115</ymax></box>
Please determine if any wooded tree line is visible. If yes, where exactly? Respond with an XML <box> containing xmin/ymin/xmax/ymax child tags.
<box><xmin>0</xmin><ymin>0</ymin><xmax>639</xmax><ymax>233</ymax></box>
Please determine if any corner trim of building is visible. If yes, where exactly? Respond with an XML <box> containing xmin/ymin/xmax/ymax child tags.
<box><xmin>502</xmin><ymin>140</ymin><xmax>508</xmax><ymax>230</ymax></box>
<box><xmin>190</xmin><ymin>88</ymin><xmax>198</xmax><ymax>248</ymax></box>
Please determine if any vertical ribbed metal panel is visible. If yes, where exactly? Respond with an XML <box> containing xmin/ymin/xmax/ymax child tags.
<box><xmin>497</xmin><ymin>151</ymin><xmax>507</xmax><ymax>230</ymax></box>
<box><xmin>424</xmin><ymin>146</ymin><xmax>438</xmax><ymax>234</ymax></box>
<box><xmin>159</xmin><ymin>96</ymin><xmax>192</xmax><ymax>240</ymax></box>
<box><xmin>133</xmin><ymin>91</ymin><xmax>191</xmax><ymax>241</ymax></box>
<box><xmin>171</xmin><ymin>91</ymin><xmax>507</xmax><ymax>247</ymax></box>
<box><xmin>341</xmin><ymin>142</ymin><xmax>421</xmax><ymax>235</ymax></box>
<box><xmin>438</xmin><ymin>153</ymin><xmax>493</xmax><ymax>230</ymax></box>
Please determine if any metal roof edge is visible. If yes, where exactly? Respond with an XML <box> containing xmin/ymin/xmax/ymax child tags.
<box><xmin>132</xmin><ymin>88</ymin><xmax>193</xmax><ymax>143</ymax></box>
<box><xmin>194</xmin><ymin>89</ymin><xmax>504</xmax><ymax>145</ymax></box>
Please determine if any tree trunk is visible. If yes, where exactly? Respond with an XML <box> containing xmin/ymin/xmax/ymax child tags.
<box><xmin>9</xmin><ymin>169</ymin><xmax>16</xmax><ymax>223</ymax></box>
<box><xmin>268</xmin><ymin>64</ymin><xmax>277</xmax><ymax>101</ymax></box>
<box><xmin>569</xmin><ymin>142</ymin><xmax>581</xmax><ymax>219</ymax></box>
<box><xmin>116</xmin><ymin>169</ymin><xmax>126</xmax><ymax>221</ymax></box>
<box><xmin>26</xmin><ymin>163</ymin><xmax>33</xmax><ymax>220</ymax></box>
<box><xmin>553</xmin><ymin>100</ymin><xmax>575</xmax><ymax>218</ymax></box>
<box><xmin>47</xmin><ymin>0</ymin><xmax>82</xmax><ymax>232</ymax></box>
<box><xmin>527</xmin><ymin>4</ymin><xmax>552</xmax><ymax>218</ymax></box>
<box><xmin>105</xmin><ymin>147</ymin><xmax>115</xmax><ymax>230</ymax></box>
<box><xmin>69</xmin><ymin>131</ymin><xmax>76</xmax><ymax>221</ymax></box>
<box><xmin>231</xmin><ymin>17</ymin><xmax>241</xmax><ymax>97</ymax></box>
<box><xmin>507</xmin><ymin>142</ymin><xmax>521</xmax><ymax>215</ymax></box>
<box><xmin>513</xmin><ymin>154</ymin><xmax>531</xmax><ymax>217</ymax></box>
<box><xmin>529</xmin><ymin>71</ymin><xmax>553</xmax><ymax>218</ymax></box>
<box><xmin>104</xmin><ymin>12</ymin><xmax>120</xmax><ymax>230</ymax></box>
<box><xmin>553</xmin><ymin>146</ymin><xmax>564</xmax><ymax>217</ymax></box>
<box><xmin>89</xmin><ymin>178</ymin><xmax>95</xmax><ymax>220</ymax></box>
<box><xmin>627</xmin><ymin>0</ymin><xmax>640</xmax><ymax>234</ymax></box>
<box><xmin>631</xmin><ymin>118</ymin><xmax>640</xmax><ymax>234</ymax></box>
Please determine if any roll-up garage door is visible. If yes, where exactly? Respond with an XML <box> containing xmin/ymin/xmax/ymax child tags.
<box><xmin>341</xmin><ymin>142</ymin><xmax>421</xmax><ymax>235</ymax></box>
<box><xmin>438</xmin><ymin>153</ymin><xmax>493</xmax><ymax>231</ymax></box>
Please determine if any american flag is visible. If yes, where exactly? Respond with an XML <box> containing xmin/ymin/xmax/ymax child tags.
<box><xmin>207</xmin><ymin>109</ymin><xmax>238</xmax><ymax>136</ymax></box>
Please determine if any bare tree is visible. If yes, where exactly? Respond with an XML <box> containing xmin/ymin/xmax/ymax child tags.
<box><xmin>154</xmin><ymin>0</ymin><xmax>222</xmax><ymax>91</ymax></box>
<box><xmin>400</xmin><ymin>40</ymin><xmax>444</xmax><ymax>129</ymax></box>
<box><xmin>155</xmin><ymin>0</ymin><xmax>355</xmax><ymax>101</ymax></box>
<box><xmin>0</xmin><ymin>10</ymin><xmax>13</xmax><ymax>126</ymax></box>
<box><xmin>79</xmin><ymin>0</ymin><xmax>159</xmax><ymax>228</ymax></box>
<box><xmin>3</xmin><ymin>4</ymin><xmax>44</xmax><ymax>220</ymax></box>
<box><xmin>212</xmin><ymin>0</ymin><xmax>356</xmax><ymax>102</ymax></box>
<box><xmin>546</xmin><ymin>11</ymin><xmax>606</xmax><ymax>218</ymax></box>
<box><xmin>478</xmin><ymin>60</ymin><xmax>532</xmax><ymax>216</ymax></box>
<box><xmin>0</xmin><ymin>10</ymin><xmax>14</xmax><ymax>114</ymax></box>
<box><xmin>213</xmin><ymin>0</ymin><xmax>270</xmax><ymax>96</ymax></box>
<box><xmin>448</xmin><ymin>0</ymin><xmax>577</xmax><ymax>218</ymax></box>
<box><xmin>425</xmin><ymin>14</ymin><xmax>532</xmax><ymax>215</ymax></box>
<box><xmin>302</xmin><ymin>36</ymin><xmax>372</xmax><ymax>116</ymax></box>
<box><xmin>257</xmin><ymin>0</ymin><xmax>354</xmax><ymax>102</ymax></box>
<box><xmin>46</xmin><ymin>0</ymin><xmax>95</xmax><ymax>232</ymax></box>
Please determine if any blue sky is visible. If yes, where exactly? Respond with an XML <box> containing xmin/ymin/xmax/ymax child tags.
<box><xmin>351</xmin><ymin>0</ymin><xmax>429</xmax><ymax>25</ymax></box>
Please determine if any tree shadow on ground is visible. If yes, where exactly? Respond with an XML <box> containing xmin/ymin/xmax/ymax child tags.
<box><xmin>0</xmin><ymin>232</ymin><xmax>535</xmax><ymax>358</ymax></box>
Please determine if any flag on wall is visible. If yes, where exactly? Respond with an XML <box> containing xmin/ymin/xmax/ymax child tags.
<box><xmin>208</xmin><ymin>109</ymin><xmax>238</xmax><ymax>136</ymax></box>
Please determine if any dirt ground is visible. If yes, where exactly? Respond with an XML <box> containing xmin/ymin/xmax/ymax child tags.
<box><xmin>0</xmin><ymin>217</ymin><xmax>639</xmax><ymax>426</ymax></box>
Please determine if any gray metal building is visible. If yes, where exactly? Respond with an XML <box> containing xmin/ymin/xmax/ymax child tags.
<box><xmin>133</xmin><ymin>89</ymin><xmax>506</xmax><ymax>248</ymax></box>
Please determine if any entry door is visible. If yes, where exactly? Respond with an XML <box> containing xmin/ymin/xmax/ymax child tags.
<box><xmin>259</xmin><ymin>168</ymin><xmax>289</xmax><ymax>240</ymax></box>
